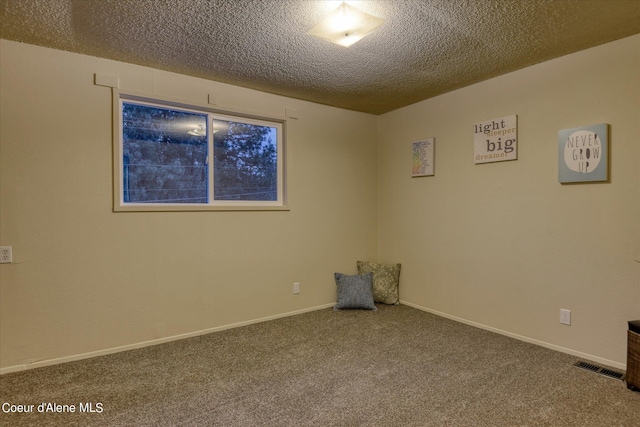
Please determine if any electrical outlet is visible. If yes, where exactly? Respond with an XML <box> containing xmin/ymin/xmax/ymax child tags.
<box><xmin>293</xmin><ymin>282</ymin><xmax>300</xmax><ymax>294</ymax></box>
<box><xmin>560</xmin><ymin>309</ymin><xmax>571</xmax><ymax>325</ymax></box>
<box><xmin>0</xmin><ymin>246</ymin><xmax>12</xmax><ymax>264</ymax></box>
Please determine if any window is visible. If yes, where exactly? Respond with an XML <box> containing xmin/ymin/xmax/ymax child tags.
<box><xmin>114</xmin><ymin>93</ymin><xmax>286</xmax><ymax>211</ymax></box>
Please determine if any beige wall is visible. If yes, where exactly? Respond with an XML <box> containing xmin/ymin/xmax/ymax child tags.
<box><xmin>378</xmin><ymin>35</ymin><xmax>640</xmax><ymax>368</ymax></box>
<box><xmin>0</xmin><ymin>40</ymin><xmax>379</xmax><ymax>372</ymax></box>
<box><xmin>2</xmin><ymin>35</ymin><xmax>638</xmax><ymax>373</ymax></box>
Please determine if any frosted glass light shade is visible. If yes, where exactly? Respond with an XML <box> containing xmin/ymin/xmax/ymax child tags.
<box><xmin>308</xmin><ymin>2</ymin><xmax>385</xmax><ymax>47</ymax></box>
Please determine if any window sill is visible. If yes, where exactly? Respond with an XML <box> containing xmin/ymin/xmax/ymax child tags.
<box><xmin>113</xmin><ymin>204</ymin><xmax>290</xmax><ymax>213</ymax></box>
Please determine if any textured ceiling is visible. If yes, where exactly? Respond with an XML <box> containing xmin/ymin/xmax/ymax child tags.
<box><xmin>2</xmin><ymin>0</ymin><xmax>639</xmax><ymax>114</ymax></box>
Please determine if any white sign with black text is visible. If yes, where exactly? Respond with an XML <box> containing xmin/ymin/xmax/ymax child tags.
<box><xmin>474</xmin><ymin>115</ymin><xmax>517</xmax><ymax>164</ymax></box>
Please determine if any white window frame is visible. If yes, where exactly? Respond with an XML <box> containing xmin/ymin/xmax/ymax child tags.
<box><xmin>113</xmin><ymin>91</ymin><xmax>287</xmax><ymax>212</ymax></box>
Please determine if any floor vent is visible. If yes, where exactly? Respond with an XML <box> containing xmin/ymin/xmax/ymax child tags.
<box><xmin>574</xmin><ymin>361</ymin><xmax>626</xmax><ymax>381</ymax></box>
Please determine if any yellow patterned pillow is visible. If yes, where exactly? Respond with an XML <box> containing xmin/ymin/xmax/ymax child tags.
<box><xmin>357</xmin><ymin>261</ymin><xmax>401</xmax><ymax>305</ymax></box>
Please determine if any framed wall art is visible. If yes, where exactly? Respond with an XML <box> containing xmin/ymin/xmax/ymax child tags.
<box><xmin>474</xmin><ymin>114</ymin><xmax>517</xmax><ymax>164</ymax></box>
<box><xmin>558</xmin><ymin>123</ymin><xmax>608</xmax><ymax>183</ymax></box>
<box><xmin>411</xmin><ymin>138</ymin><xmax>435</xmax><ymax>177</ymax></box>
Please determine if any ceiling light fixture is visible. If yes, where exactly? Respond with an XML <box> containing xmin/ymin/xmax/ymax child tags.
<box><xmin>308</xmin><ymin>2</ymin><xmax>385</xmax><ymax>48</ymax></box>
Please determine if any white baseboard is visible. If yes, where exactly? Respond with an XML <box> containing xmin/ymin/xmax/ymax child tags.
<box><xmin>400</xmin><ymin>300</ymin><xmax>626</xmax><ymax>371</ymax></box>
<box><xmin>0</xmin><ymin>303</ymin><xmax>335</xmax><ymax>375</ymax></box>
<box><xmin>3</xmin><ymin>301</ymin><xmax>624</xmax><ymax>375</ymax></box>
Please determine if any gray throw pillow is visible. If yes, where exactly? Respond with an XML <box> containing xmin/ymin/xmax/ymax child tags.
<box><xmin>334</xmin><ymin>272</ymin><xmax>377</xmax><ymax>311</ymax></box>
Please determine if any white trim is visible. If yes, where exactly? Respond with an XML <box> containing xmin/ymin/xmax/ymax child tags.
<box><xmin>4</xmin><ymin>301</ymin><xmax>623</xmax><ymax>375</ymax></box>
<box><xmin>94</xmin><ymin>73</ymin><xmax>119</xmax><ymax>88</ymax></box>
<box><xmin>400</xmin><ymin>300</ymin><xmax>626</xmax><ymax>371</ymax></box>
<box><xmin>0</xmin><ymin>303</ymin><xmax>334</xmax><ymax>375</ymax></box>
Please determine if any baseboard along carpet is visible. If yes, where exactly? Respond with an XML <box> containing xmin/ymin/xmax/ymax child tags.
<box><xmin>1</xmin><ymin>304</ymin><xmax>639</xmax><ymax>426</ymax></box>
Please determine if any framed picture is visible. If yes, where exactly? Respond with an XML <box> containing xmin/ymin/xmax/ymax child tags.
<box><xmin>412</xmin><ymin>138</ymin><xmax>435</xmax><ymax>177</ymax></box>
<box><xmin>474</xmin><ymin>115</ymin><xmax>517</xmax><ymax>164</ymax></box>
<box><xmin>558</xmin><ymin>123</ymin><xmax>608</xmax><ymax>183</ymax></box>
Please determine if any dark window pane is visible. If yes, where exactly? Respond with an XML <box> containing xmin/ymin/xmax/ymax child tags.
<box><xmin>212</xmin><ymin>119</ymin><xmax>278</xmax><ymax>201</ymax></box>
<box><xmin>122</xmin><ymin>103</ymin><xmax>208</xmax><ymax>203</ymax></box>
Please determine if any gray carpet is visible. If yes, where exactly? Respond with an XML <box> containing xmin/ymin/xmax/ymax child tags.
<box><xmin>1</xmin><ymin>304</ymin><xmax>639</xmax><ymax>426</ymax></box>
